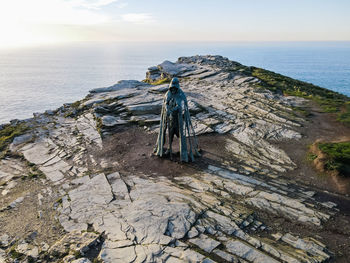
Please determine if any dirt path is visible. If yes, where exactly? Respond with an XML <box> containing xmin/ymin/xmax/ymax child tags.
<box><xmin>274</xmin><ymin>101</ymin><xmax>350</xmax><ymax>195</ymax></box>
<box><xmin>92</xmin><ymin>126</ymin><xmax>232</xmax><ymax>179</ymax></box>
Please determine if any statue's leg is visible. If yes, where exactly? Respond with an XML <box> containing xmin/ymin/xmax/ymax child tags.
<box><xmin>169</xmin><ymin>128</ymin><xmax>174</xmax><ymax>160</ymax></box>
<box><xmin>163</xmin><ymin>121</ymin><xmax>167</xmax><ymax>145</ymax></box>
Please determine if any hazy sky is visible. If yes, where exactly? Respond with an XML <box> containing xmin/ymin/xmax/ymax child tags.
<box><xmin>0</xmin><ymin>0</ymin><xmax>349</xmax><ymax>48</ymax></box>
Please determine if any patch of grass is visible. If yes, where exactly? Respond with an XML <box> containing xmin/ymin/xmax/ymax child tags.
<box><xmin>318</xmin><ymin>141</ymin><xmax>350</xmax><ymax>176</ymax></box>
<box><xmin>1</xmin><ymin>150</ymin><xmax>26</xmax><ymax>161</ymax></box>
<box><xmin>81</xmin><ymin>229</ymin><xmax>100</xmax><ymax>236</ymax></box>
<box><xmin>55</xmin><ymin>197</ymin><xmax>63</xmax><ymax>204</ymax></box>
<box><xmin>71</xmin><ymin>100</ymin><xmax>81</xmax><ymax>109</ymax></box>
<box><xmin>27</xmin><ymin>169</ymin><xmax>45</xmax><ymax>179</ymax></box>
<box><xmin>21</xmin><ymin>160</ymin><xmax>46</xmax><ymax>180</ymax></box>
<box><xmin>83</xmin><ymin>170</ymin><xmax>93</xmax><ymax>177</ymax></box>
<box><xmin>27</xmin><ymin>162</ymin><xmax>35</xmax><ymax>167</ymax></box>
<box><xmin>102</xmin><ymin>98</ymin><xmax>120</xmax><ymax>105</ymax></box>
<box><xmin>144</xmin><ymin>77</ymin><xmax>171</xmax><ymax>85</ymax></box>
<box><xmin>307</xmin><ymin>153</ymin><xmax>318</xmax><ymax>161</ymax></box>
<box><xmin>250</xmin><ymin>67</ymin><xmax>350</xmax><ymax>125</ymax></box>
<box><xmin>337</xmin><ymin>102</ymin><xmax>350</xmax><ymax>125</ymax></box>
<box><xmin>96</xmin><ymin>117</ymin><xmax>103</xmax><ymax>135</ymax></box>
<box><xmin>64</xmin><ymin>99</ymin><xmax>88</xmax><ymax>118</ymax></box>
<box><xmin>291</xmin><ymin>106</ymin><xmax>311</xmax><ymax>117</ymax></box>
<box><xmin>0</xmin><ymin>123</ymin><xmax>29</xmax><ymax>157</ymax></box>
<box><xmin>8</xmin><ymin>244</ymin><xmax>25</xmax><ymax>260</ymax></box>
<box><xmin>73</xmin><ymin>250</ymin><xmax>82</xmax><ymax>258</ymax></box>
<box><xmin>63</xmin><ymin>111</ymin><xmax>74</xmax><ymax>118</ymax></box>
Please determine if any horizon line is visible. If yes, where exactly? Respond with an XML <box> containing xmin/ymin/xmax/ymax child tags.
<box><xmin>1</xmin><ymin>40</ymin><xmax>350</xmax><ymax>51</ymax></box>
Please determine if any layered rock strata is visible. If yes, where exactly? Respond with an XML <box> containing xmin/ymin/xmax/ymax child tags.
<box><xmin>0</xmin><ymin>56</ymin><xmax>339</xmax><ymax>263</ymax></box>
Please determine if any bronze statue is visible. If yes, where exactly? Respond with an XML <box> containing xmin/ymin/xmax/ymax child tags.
<box><xmin>154</xmin><ymin>77</ymin><xmax>200</xmax><ymax>162</ymax></box>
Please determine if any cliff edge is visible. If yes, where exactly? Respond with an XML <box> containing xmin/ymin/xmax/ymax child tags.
<box><xmin>0</xmin><ymin>55</ymin><xmax>349</xmax><ymax>263</ymax></box>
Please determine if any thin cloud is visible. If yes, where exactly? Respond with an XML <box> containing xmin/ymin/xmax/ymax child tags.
<box><xmin>116</xmin><ymin>2</ymin><xmax>128</xmax><ymax>9</ymax></box>
<box><xmin>121</xmin><ymin>13</ymin><xmax>155</xmax><ymax>24</ymax></box>
<box><xmin>69</xmin><ymin>0</ymin><xmax>120</xmax><ymax>10</ymax></box>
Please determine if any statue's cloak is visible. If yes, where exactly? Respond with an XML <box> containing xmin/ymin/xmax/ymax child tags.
<box><xmin>155</xmin><ymin>83</ymin><xmax>200</xmax><ymax>162</ymax></box>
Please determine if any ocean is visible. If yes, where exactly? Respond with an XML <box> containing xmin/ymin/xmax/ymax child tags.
<box><xmin>0</xmin><ymin>41</ymin><xmax>349</xmax><ymax>124</ymax></box>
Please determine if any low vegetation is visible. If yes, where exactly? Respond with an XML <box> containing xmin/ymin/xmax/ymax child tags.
<box><xmin>26</xmin><ymin>165</ymin><xmax>46</xmax><ymax>179</ymax></box>
<box><xmin>307</xmin><ymin>153</ymin><xmax>318</xmax><ymax>161</ymax></box>
<box><xmin>318</xmin><ymin>141</ymin><xmax>350</xmax><ymax>176</ymax></box>
<box><xmin>143</xmin><ymin>77</ymin><xmax>171</xmax><ymax>85</ymax></box>
<box><xmin>250</xmin><ymin>67</ymin><xmax>350</xmax><ymax>125</ymax></box>
<box><xmin>63</xmin><ymin>99</ymin><xmax>87</xmax><ymax>118</ymax></box>
<box><xmin>95</xmin><ymin>116</ymin><xmax>103</xmax><ymax>135</ymax></box>
<box><xmin>337</xmin><ymin>101</ymin><xmax>350</xmax><ymax>124</ymax></box>
<box><xmin>70</xmin><ymin>100</ymin><xmax>82</xmax><ymax>109</ymax></box>
<box><xmin>0</xmin><ymin>123</ymin><xmax>28</xmax><ymax>156</ymax></box>
<box><xmin>8</xmin><ymin>244</ymin><xmax>25</xmax><ymax>261</ymax></box>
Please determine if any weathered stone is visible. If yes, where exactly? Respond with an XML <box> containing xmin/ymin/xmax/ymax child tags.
<box><xmin>246</xmin><ymin>192</ymin><xmax>323</xmax><ymax>226</ymax></box>
<box><xmin>62</xmin><ymin>254</ymin><xmax>76</xmax><ymax>262</ymax></box>
<box><xmin>71</xmin><ymin>258</ymin><xmax>92</xmax><ymax>263</ymax></box>
<box><xmin>101</xmin><ymin>115</ymin><xmax>127</xmax><ymax>127</ymax></box>
<box><xmin>22</xmin><ymin>141</ymin><xmax>55</xmax><ymax>165</ymax></box>
<box><xmin>98</xmin><ymin>241</ymin><xmax>136</xmax><ymax>263</ymax></box>
<box><xmin>49</xmin><ymin>231</ymin><xmax>100</xmax><ymax>258</ymax></box>
<box><xmin>148</xmin><ymin>84</ymin><xmax>169</xmax><ymax>94</ymax></box>
<box><xmin>66</xmin><ymin>174</ymin><xmax>113</xmax><ymax>228</ymax></box>
<box><xmin>122</xmin><ymin>195</ymin><xmax>193</xmax><ymax>243</ymax></box>
<box><xmin>76</xmin><ymin>113</ymin><xmax>102</xmax><ymax>147</ymax></box>
<box><xmin>202</xmin><ymin>258</ymin><xmax>216</xmax><ymax>263</ymax></box>
<box><xmin>9</xmin><ymin>196</ymin><xmax>24</xmax><ymax>208</ymax></box>
<box><xmin>0</xmin><ymin>249</ymin><xmax>6</xmax><ymax>263</ymax></box>
<box><xmin>107</xmin><ymin>172</ymin><xmax>130</xmax><ymax>201</ymax></box>
<box><xmin>281</xmin><ymin>233</ymin><xmax>330</xmax><ymax>261</ymax></box>
<box><xmin>187</xmin><ymin>227</ymin><xmax>199</xmax><ymax>238</ymax></box>
<box><xmin>226</xmin><ymin>240</ymin><xmax>279</xmax><ymax>263</ymax></box>
<box><xmin>40</xmin><ymin>160</ymin><xmax>70</xmax><ymax>182</ymax></box>
<box><xmin>204</xmin><ymin>211</ymin><xmax>239</xmax><ymax>235</ymax></box>
<box><xmin>130</xmin><ymin>114</ymin><xmax>160</xmax><ymax>125</ymax></box>
<box><xmin>0</xmin><ymin>234</ymin><xmax>9</xmax><ymax>247</ymax></box>
<box><xmin>189</xmin><ymin>234</ymin><xmax>221</xmax><ymax>253</ymax></box>
<box><xmin>213</xmin><ymin>249</ymin><xmax>238</xmax><ymax>262</ymax></box>
<box><xmin>11</xmin><ymin>133</ymin><xmax>33</xmax><ymax>146</ymax></box>
<box><xmin>93</xmin><ymin>212</ymin><xmax>130</xmax><ymax>242</ymax></box>
<box><xmin>181</xmin><ymin>249</ymin><xmax>206</xmax><ymax>262</ymax></box>
<box><xmin>16</xmin><ymin>241</ymin><xmax>39</xmax><ymax>259</ymax></box>
<box><xmin>41</xmin><ymin>242</ymin><xmax>50</xmax><ymax>251</ymax></box>
<box><xmin>157</xmin><ymin>60</ymin><xmax>195</xmax><ymax>77</ymax></box>
<box><xmin>90</xmin><ymin>80</ymin><xmax>149</xmax><ymax>93</ymax></box>
<box><xmin>191</xmin><ymin>120</ymin><xmax>213</xmax><ymax>135</ymax></box>
<box><xmin>126</xmin><ymin>101</ymin><xmax>162</xmax><ymax>115</ymax></box>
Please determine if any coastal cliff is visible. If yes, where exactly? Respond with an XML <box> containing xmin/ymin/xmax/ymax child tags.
<box><xmin>0</xmin><ymin>55</ymin><xmax>349</xmax><ymax>263</ymax></box>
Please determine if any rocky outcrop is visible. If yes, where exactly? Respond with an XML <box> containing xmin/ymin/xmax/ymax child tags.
<box><xmin>77</xmin><ymin>56</ymin><xmax>304</xmax><ymax>175</ymax></box>
<box><xmin>0</xmin><ymin>55</ymin><xmax>340</xmax><ymax>262</ymax></box>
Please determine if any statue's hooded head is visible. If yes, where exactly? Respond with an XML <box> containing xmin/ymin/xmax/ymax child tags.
<box><xmin>169</xmin><ymin>77</ymin><xmax>180</xmax><ymax>94</ymax></box>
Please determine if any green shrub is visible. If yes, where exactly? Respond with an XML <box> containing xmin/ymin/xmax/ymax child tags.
<box><xmin>0</xmin><ymin>123</ymin><xmax>28</xmax><ymax>153</ymax></box>
<box><xmin>318</xmin><ymin>141</ymin><xmax>350</xmax><ymax>176</ymax></box>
